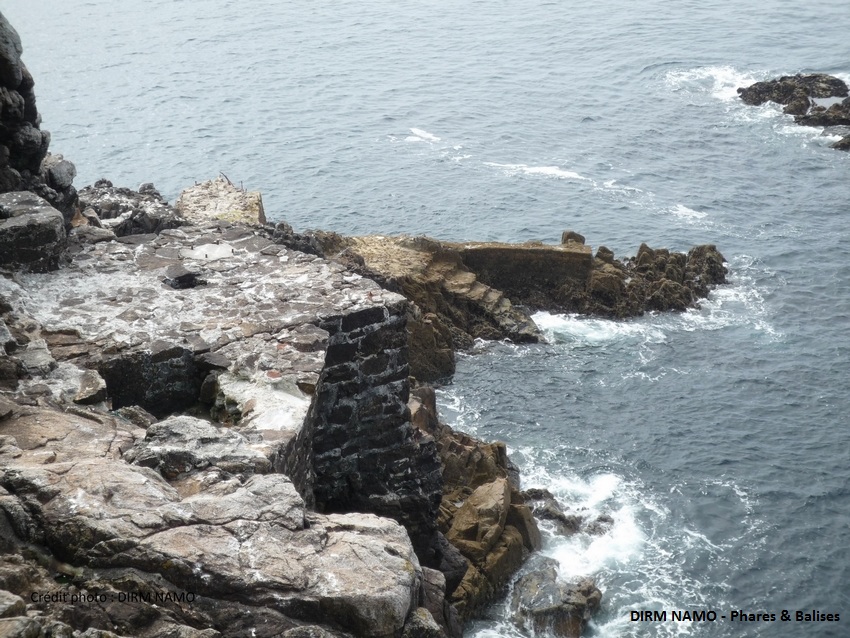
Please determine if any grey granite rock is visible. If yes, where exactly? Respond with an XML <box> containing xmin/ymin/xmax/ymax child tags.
<box><xmin>0</xmin><ymin>405</ymin><xmax>423</xmax><ymax>637</ymax></box>
<box><xmin>0</xmin><ymin>191</ymin><xmax>66</xmax><ymax>272</ymax></box>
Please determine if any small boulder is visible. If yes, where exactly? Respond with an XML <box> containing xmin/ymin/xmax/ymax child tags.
<box><xmin>73</xmin><ymin>369</ymin><xmax>107</xmax><ymax>405</ymax></box>
<box><xmin>832</xmin><ymin>134</ymin><xmax>850</xmax><ymax>151</ymax></box>
<box><xmin>560</xmin><ymin>230</ymin><xmax>585</xmax><ymax>245</ymax></box>
<box><xmin>522</xmin><ymin>488</ymin><xmax>583</xmax><ymax>536</ymax></box>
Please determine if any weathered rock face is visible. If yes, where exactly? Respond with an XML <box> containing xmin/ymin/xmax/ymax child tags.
<box><xmin>737</xmin><ymin>73</ymin><xmax>850</xmax><ymax>151</ymax></box>
<box><xmin>0</xmin><ymin>404</ymin><xmax>423</xmax><ymax>637</ymax></box>
<box><xmin>510</xmin><ymin>556</ymin><xmax>602</xmax><ymax>638</ymax></box>
<box><xmin>410</xmin><ymin>387</ymin><xmax>542</xmax><ymax>623</ymax></box>
<box><xmin>0</xmin><ymin>191</ymin><xmax>66</xmax><ymax>272</ymax></box>
<box><xmin>78</xmin><ymin>179</ymin><xmax>185</xmax><ymax>236</ymax></box>
<box><xmin>0</xmin><ymin>12</ymin><xmax>77</xmax><ymax>216</ymax></box>
<box><xmin>0</xmin><ymin>185</ymin><xmax>461</xmax><ymax>634</ymax></box>
<box><xmin>176</xmin><ymin>176</ymin><xmax>266</xmax><ymax>226</ymax></box>
<box><xmin>455</xmin><ymin>241</ymin><xmax>594</xmax><ymax>311</ymax></box>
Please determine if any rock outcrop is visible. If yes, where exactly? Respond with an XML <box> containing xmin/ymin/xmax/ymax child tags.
<box><xmin>0</xmin><ymin>193</ymin><xmax>451</xmax><ymax>636</ymax></box>
<box><xmin>312</xmin><ymin>234</ymin><xmax>726</xmax><ymax>381</ymax></box>
<box><xmin>737</xmin><ymin>73</ymin><xmax>850</xmax><ymax>151</ymax></box>
<box><xmin>0</xmin><ymin>404</ymin><xmax>426</xmax><ymax>637</ymax></box>
<box><xmin>0</xmin><ymin>190</ymin><xmax>66</xmax><ymax>272</ymax></box>
<box><xmin>78</xmin><ymin>179</ymin><xmax>184</xmax><ymax>236</ymax></box>
<box><xmin>0</xmin><ymin>11</ymin><xmax>77</xmax><ymax>216</ymax></box>
<box><xmin>410</xmin><ymin>387</ymin><xmax>545</xmax><ymax>624</ymax></box>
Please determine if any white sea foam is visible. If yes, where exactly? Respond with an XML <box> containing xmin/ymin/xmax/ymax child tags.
<box><xmin>665</xmin><ymin>65</ymin><xmax>761</xmax><ymax>102</ymax></box>
<box><xmin>672</xmin><ymin>256</ymin><xmax>781</xmax><ymax>339</ymax></box>
<box><xmin>406</xmin><ymin>127</ymin><xmax>441</xmax><ymax>142</ymax></box>
<box><xmin>484</xmin><ymin>162</ymin><xmax>590</xmax><ymax>181</ymax></box>
<box><xmin>533</xmin><ymin>311</ymin><xmax>667</xmax><ymax>347</ymax></box>
<box><xmin>670</xmin><ymin>203</ymin><xmax>707</xmax><ymax>220</ymax></box>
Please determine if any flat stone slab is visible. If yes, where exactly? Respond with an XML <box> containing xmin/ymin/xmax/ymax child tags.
<box><xmin>0</xmin><ymin>222</ymin><xmax>405</xmax><ymax>446</ymax></box>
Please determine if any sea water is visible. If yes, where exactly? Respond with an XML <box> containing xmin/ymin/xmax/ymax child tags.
<box><xmin>5</xmin><ymin>1</ymin><xmax>850</xmax><ymax>635</ymax></box>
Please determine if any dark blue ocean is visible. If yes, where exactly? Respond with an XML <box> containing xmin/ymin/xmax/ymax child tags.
<box><xmin>5</xmin><ymin>1</ymin><xmax>850</xmax><ymax>636</ymax></box>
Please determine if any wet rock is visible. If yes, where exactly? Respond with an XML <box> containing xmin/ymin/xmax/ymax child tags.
<box><xmin>833</xmin><ymin>134</ymin><xmax>850</xmax><ymax>151</ymax></box>
<box><xmin>176</xmin><ymin>176</ymin><xmax>266</xmax><ymax>226</ymax></box>
<box><xmin>510</xmin><ymin>556</ymin><xmax>601</xmax><ymax>638</ymax></box>
<box><xmin>584</xmin><ymin>513</ymin><xmax>615</xmax><ymax>536</ymax></box>
<box><xmin>795</xmin><ymin>97</ymin><xmax>850</xmax><ymax>127</ymax></box>
<box><xmin>737</xmin><ymin>73</ymin><xmax>848</xmax><ymax>106</ymax></box>
<box><xmin>0</xmin><ymin>191</ymin><xmax>66</xmax><ymax>272</ymax></box>
<box><xmin>738</xmin><ymin>74</ymin><xmax>850</xmax><ymax>151</ymax></box>
<box><xmin>522</xmin><ymin>488</ymin><xmax>583</xmax><ymax>536</ymax></box>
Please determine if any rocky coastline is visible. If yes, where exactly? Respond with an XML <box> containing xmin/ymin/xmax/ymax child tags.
<box><xmin>737</xmin><ymin>73</ymin><xmax>850</xmax><ymax>150</ymax></box>
<box><xmin>0</xmin><ymin>11</ymin><xmax>729</xmax><ymax>638</ymax></box>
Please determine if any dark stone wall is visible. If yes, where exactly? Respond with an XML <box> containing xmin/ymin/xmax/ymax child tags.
<box><xmin>286</xmin><ymin>299</ymin><xmax>443</xmax><ymax>565</ymax></box>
